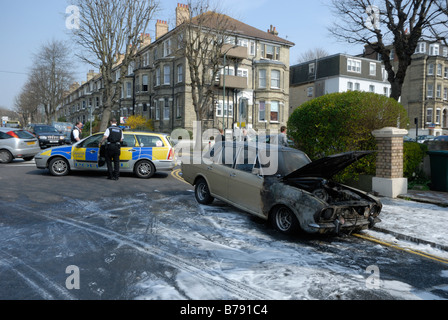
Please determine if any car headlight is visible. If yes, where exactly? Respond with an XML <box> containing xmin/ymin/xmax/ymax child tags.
<box><xmin>60</xmin><ymin>136</ymin><xmax>65</xmax><ymax>140</ymax></box>
<box><xmin>39</xmin><ymin>136</ymin><xmax>47</xmax><ymax>140</ymax></box>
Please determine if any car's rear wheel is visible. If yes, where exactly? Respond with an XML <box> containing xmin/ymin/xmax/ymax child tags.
<box><xmin>0</xmin><ymin>150</ymin><xmax>13</xmax><ymax>164</ymax></box>
<box><xmin>271</xmin><ymin>206</ymin><xmax>299</xmax><ymax>234</ymax></box>
<box><xmin>135</xmin><ymin>160</ymin><xmax>155</xmax><ymax>179</ymax></box>
<box><xmin>195</xmin><ymin>178</ymin><xmax>214</xmax><ymax>205</ymax></box>
<box><xmin>49</xmin><ymin>157</ymin><xmax>69</xmax><ymax>176</ymax></box>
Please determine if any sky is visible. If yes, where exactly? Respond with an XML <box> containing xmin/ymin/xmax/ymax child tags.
<box><xmin>0</xmin><ymin>0</ymin><xmax>362</xmax><ymax>111</ymax></box>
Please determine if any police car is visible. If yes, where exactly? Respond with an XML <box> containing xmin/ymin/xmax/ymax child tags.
<box><xmin>34</xmin><ymin>131</ymin><xmax>177</xmax><ymax>178</ymax></box>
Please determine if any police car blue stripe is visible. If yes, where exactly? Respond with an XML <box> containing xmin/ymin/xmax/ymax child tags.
<box><xmin>51</xmin><ymin>146</ymin><xmax>72</xmax><ymax>159</ymax></box>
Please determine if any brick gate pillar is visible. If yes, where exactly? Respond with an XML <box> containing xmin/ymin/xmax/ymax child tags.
<box><xmin>372</xmin><ymin>127</ymin><xmax>408</xmax><ymax>198</ymax></box>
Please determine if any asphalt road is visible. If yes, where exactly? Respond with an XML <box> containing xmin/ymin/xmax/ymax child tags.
<box><xmin>0</xmin><ymin>160</ymin><xmax>447</xmax><ymax>304</ymax></box>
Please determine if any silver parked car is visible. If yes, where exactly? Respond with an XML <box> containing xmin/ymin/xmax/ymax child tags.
<box><xmin>0</xmin><ymin>127</ymin><xmax>41</xmax><ymax>163</ymax></box>
<box><xmin>181</xmin><ymin>142</ymin><xmax>382</xmax><ymax>235</ymax></box>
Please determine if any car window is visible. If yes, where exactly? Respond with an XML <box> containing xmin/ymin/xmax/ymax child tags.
<box><xmin>123</xmin><ymin>134</ymin><xmax>136</xmax><ymax>147</ymax></box>
<box><xmin>0</xmin><ymin>131</ymin><xmax>12</xmax><ymax>139</ymax></box>
<box><xmin>210</xmin><ymin>142</ymin><xmax>237</xmax><ymax>167</ymax></box>
<box><xmin>15</xmin><ymin>130</ymin><xmax>36</xmax><ymax>139</ymax></box>
<box><xmin>235</xmin><ymin>147</ymin><xmax>257</xmax><ymax>172</ymax></box>
<box><xmin>279</xmin><ymin>150</ymin><xmax>311</xmax><ymax>175</ymax></box>
<box><xmin>79</xmin><ymin>134</ymin><xmax>102</xmax><ymax>148</ymax></box>
<box><xmin>35</xmin><ymin>126</ymin><xmax>58</xmax><ymax>133</ymax></box>
<box><xmin>137</xmin><ymin>135</ymin><xmax>164</xmax><ymax>147</ymax></box>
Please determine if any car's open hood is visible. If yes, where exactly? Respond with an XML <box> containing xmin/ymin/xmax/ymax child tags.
<box><xmin>283</xmin><ymin>151</ymin><xmax>374</xmax><ymax>180</ymax></box>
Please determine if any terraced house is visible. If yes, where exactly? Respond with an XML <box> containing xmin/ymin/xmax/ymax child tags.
<box><xmin>59</xmin><ymin>3</ymin><xmax>294</xmax><ymax>134</ymax></box>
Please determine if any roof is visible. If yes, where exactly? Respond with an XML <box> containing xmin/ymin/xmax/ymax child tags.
<box><xmin>191</xmin><ymin>11</ymin><xmax>294</xmax><ymax>47</ymax></box>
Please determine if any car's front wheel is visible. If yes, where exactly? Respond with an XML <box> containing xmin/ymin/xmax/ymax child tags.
<box><xmin>49</xmin><ymin>157</ymin><xmax>70</xmax><ymax>176</ymax></box>
<box><xmin>134</xmin><ymin>160</ymin><xmax>155</xmax><ymax>179</ymax></box>
<box><xmin>0</xmin><ymin>150</ymin><xmax>13</xmax><ymax>164</ymax></box>
<box><xmin>195</xmin><ymin>178</ymin><xmax>214</xmax><ymax>205</ymax></box>
<box><xmin>270</xmin><ymin>206</ymin><xmax>300</xmax><ymax>234</ymax></box>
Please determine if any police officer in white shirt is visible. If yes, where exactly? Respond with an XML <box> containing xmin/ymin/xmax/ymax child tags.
<box><xmin>99</xmin><ymin>119</ymin><xmax>124</xmax><ymax>180</ymax></box>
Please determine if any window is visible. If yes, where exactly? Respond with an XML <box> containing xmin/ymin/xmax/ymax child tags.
<box><xmin>355</xmin><ymin>83</ymin><xmax>360</xmax><ymax>91</ymax></box>
<box><xmin>259</xmin><ymin>69</ymin><xmax>266</xmax><ymax>88</ymax></box>
<box><xmin>426</xmin><ymin>108</ymin><xmax>433</xmax><ymax>123</ymax></box>
<box><xmin>271</xmin><ymin>70</ymin><xmax>280</xmax><ymax>88</ymax></box>
<box><xmin>307</xmin><ymin>86</ymin><xmax>313</xmax><ymax>97</ymax></box>
<box><xmin>427</xmin><ymin>84</ymin><xmax>434</xmax><ymax>98</ymax></box>
<box><xmin>216</xmin><ymin>101</ymin><xmax>234</xmax><ymax>117</ymax></box>
<box><xmin>436</xmin><ymin>108</ymin><xmax>441</xmax><ymax>124</ymax></box>
<box><xmin>270</xmin><ymin>101</ymin><xmax>279</xmax><ymax>122</ymax></box>
<box><xmin>369</xmin><ymin>85</ymin><xmax>375</xmax><ymax>93</ymax></box>
<box><xmin>128</xmin><ymin>61</ymin><xmax>135</xmax><ymax>75</ymax></box>
<box><xmin>347</xmin><ymin>81</ymin><xmax>353</xmax><ymax>91</ymax></box>
<box><xmin>237</xmin><ymin>38</ymin><xmax>248</xmax><ymax>47</ymax></box>
<box><xmin>437</xmin><ymin>84</ymin><xmax>442</xmax><ymax>98</ymax></box>
<box><xmin>347</xmin><ymin>58</ymin><xmax>361</xmax><ymax>73</ymax></box>
<box><xmin>177</xmin><ymin>64</ymin><xmax>183</xmax><ymax>83</ymax></box>
<box><xmin>428</xmin><ymin>64</ymin><xmax>434</xmax><ymax>75</ymax></box>
<box><xmin>126</xmin><ymin>82</ymin><xmax>132</xmax><ymax>98</ymax></box>
<box><xmin>259</xmin><ymin>101</ymin><xmax>266</xmax><ymax>121</ymax></box>
<box><xmin>249</xmin><ymin>41</ymin><xmax>256</xmax><ymax>56</ymax></box>
<box><xmin>390</xmin><ymin>49</ymin><xmax>395</xmax><ymax>60</ymax></box>
<box><xmin>155</xmin><ymin>67</ymin><xmax>161</xmax><ymax>86</ymax></box>
<box><xmin>370</xmin><ymin>62</ymin><xmax>377</xmax><ymax>76</ymax></box>
<box><xmin>163</xmin><ymin>65</ymin><xmax>171</xmax><ymax>85</ymax></box>
<box><xmin>155</xmin><ymin>100</ymin><xmax>160</xmax><ymax>120</ymax></box>
<box><xmin>444</xmin><ymin>87</ymin><xmax>447</xmax><ymax>100</ymax></box>
<box><xmin>135</xmin><ymin>76</ymin><xmax>140</xmax><ymax>92</ymax></box>
<box><xmin>164</xmin><ymin>99</ymin><xmax>170</xmax><ymax>120</ymax></box>
<box><xmin>417</xmin><ymin>42</ymin><xmax>426</xmax><ymax>54</ymax></box>
<box><xmin>437</xmin><ymin>64</ymin><xmax>443</xmax><ymax>76</ymax></box>
<box><xmin>237</xmin><ymin>69</ymin><xmax>248</xmax><ymax>78</ymax></box>
<box><xmin>163</xmin><ymin>39</ymin><xmax>172</xmax><ymax>57</ymax></box>
<box><xmin>176</xmin><ymin>95</ymin><xmax>183</xmax><ymax>118</ymax></box>
<box><xmin>309</xmin><ymin>63</ymin><xmax>315</xmax><ymax>75</ymax></box>
<box><xmin>142</xmin><ymin>75</ymin><xmax>148</xmax><ymax>92</ymax></box>
<box><xmin>429</xmin><ymin>44</ymin><xmax>439</xmax><ymax>56</ymax></box>
<box><xmin>262</xmin><ymin>44</ymin><xmax>280</xmax><ymax>60</ymax></box>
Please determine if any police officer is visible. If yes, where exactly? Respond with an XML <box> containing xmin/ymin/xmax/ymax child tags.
<box><xmin>70</xmin><ymin>122</ymin><xmax>83</xmax><ymax>144</ymax></box>
<box><xmin>99</xmin><ymin>119</ymin><xmax>124</xmax><ymax>180</ymax></box>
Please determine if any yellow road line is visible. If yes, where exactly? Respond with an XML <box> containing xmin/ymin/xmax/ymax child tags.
<box><xmin>353</xmin><ymin>233</ymin><xmax>448</xmax><ymax>265</ymax></box>
<box><xmin>171</xmin><ymin>168</ymin><xmax>190</xmax><ymax>185</ymax></box>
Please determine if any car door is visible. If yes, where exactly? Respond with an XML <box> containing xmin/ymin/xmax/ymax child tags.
<box><xmin>72</xmin><ymin>134</ymin><xmax>102</xmax><ymax>170</ymax></box>
<box><xmin>202</xmin><ymin>141</ymin><xmax>236</xmax><ymax>201</ymax></box>
<box><xmin>227</xmin><ymin>146</ymin><xmax>263</xmax><ymax>216</ymax></box>
<box><xmin>119</xmin><ymin>133</ymin><xmax>138</xmax><ymax>170</ymax></box>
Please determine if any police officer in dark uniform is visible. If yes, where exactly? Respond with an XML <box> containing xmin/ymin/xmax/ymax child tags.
<box><xmin>99</xmin><ymin>119</ymin><xmax>124</xmax><ymax>180</ymax></box>
<box><xmin>70</xmin><ymin>122</ymin><xmax>83</xmax><ymax>144</ymax></box>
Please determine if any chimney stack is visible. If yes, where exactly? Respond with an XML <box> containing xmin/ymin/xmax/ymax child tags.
<box><xmin>155</xmin><ymin>20</ymin><xmax>169</xmax><ymax>40</ymax></box>
<box><xmin>267</xmin><ymin>25</ymin><xmax>278</xmax><ymax>36</ymax></box>
<box><xmin>87</xmin><ymin>70</ymin><xmax>96</xmax><ymax>82</ymax></box>
<box><xmin>176</xmin><ymin>3</ymin><xmax>190</xmax><ymax>26</ymax></box>
<box><xmin>140</xmin><ymin>33</ymin><xmax>152</xmax><ymax>47</ymax></box>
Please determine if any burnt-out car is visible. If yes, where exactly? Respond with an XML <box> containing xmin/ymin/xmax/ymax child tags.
<box><xmin>181</xmin><ymin>142</ymin><xmax>381</xmax><ymax>235</ymax></box>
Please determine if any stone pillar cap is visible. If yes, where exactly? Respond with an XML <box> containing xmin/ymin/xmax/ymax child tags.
<box><xmin>372</xmin><ymin>127</ymin><xmax>408</xmax><ymax>138</ymax></box>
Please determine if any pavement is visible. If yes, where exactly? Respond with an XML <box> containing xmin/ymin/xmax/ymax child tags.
<box><xmin>369</xmin><ymin>189</ymin><xmax>448</xmax><ymax>254</ymax></box>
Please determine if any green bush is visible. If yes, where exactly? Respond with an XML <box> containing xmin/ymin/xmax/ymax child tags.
<box><xmin>288</xmin><ymin>91</ymin><xmax>409</xmax><ymax>182</ymax></box>
<box><xmin>404</xmin><ymin>142</ymin><xmax>428</xmax><ymax>183</ymax></box>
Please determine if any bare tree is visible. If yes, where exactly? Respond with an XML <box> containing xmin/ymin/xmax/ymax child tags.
<box><xmin>14</xmin><ymin>81</ymin><xmax>41</xmax><ymax>125</ymax></box>
<box><xmin>177</xmin><ymin>0</ymin><xmax>235</xmax><ymax>124</ymax></box>
<box><xmin>329</xmin><ymin>0</ymin><xmax>447</xmax><ymax>101</ymax></box>
<box><xmin>29</xmin><ymin>40</ymin><xmax>73</xmax><ymax>123</ymax></box>
<box><xmin>71</xmin><ymin>0</ymin><xmax>158</xmax><ymax>131</ymax></box>
<box><xmin>297</xmin><ymin>48</ymin><xmax>330</xmax><ymax>63</ymax></box>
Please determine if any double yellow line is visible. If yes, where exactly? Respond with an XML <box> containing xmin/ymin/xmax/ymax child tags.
<box><xmin>171</xmin><ymin>168</ymin><xmax>189</xmax><ymax>185</ymax></box>
<box><xmin>354</xmin><ymin>232</ymin><xmax>448</xmax><ymax>265</ymax></box>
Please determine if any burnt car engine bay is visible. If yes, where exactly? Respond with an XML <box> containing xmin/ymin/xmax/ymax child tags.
<box><xmin>285</xmin><ymin>177</ymin><xmax>382</xmax><ymax>230</ymax></box>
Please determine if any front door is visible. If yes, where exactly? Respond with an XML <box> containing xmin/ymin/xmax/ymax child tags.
<box><xmin>72</xmin><ymin>134</ymin><xmax>102</xmax><ymax>170</ymax></box>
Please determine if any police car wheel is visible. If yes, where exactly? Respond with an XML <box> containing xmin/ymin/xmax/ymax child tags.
<box><xmin>135</xmin><ymin>160</ymin><xmax>155</xmax><ymax>179</ymax></box>
<box><xmin>49</xmin><ymin>157</ymin><xmax>69</xmax><ymax>176</ymax></box>
<box><xmin>0</xmin><ymin>150</ymin><xmax>13</xmax><ymax>164</ymax></box>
